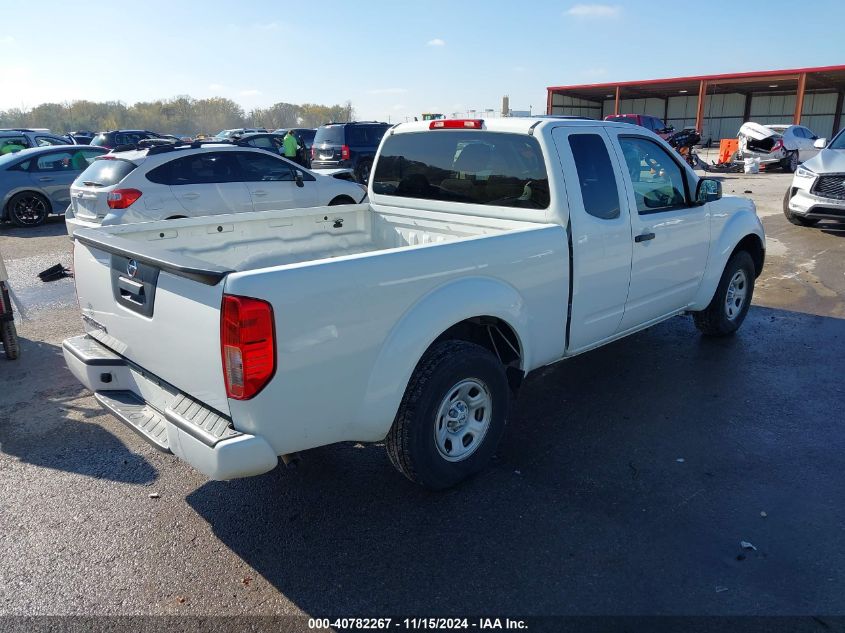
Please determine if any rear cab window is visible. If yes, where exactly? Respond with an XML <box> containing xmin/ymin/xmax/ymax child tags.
<box><xmin>568</xmin><ymin>134</ymin><xmax>620</xmax><ymax>219</ymax></box>
<box><xmin>372</xmin><ymin>131</ymin><xmax>549</xmax><ymax>209</ymax></box>
<box><xmin>75</xmin><ymin>158</ymin><xmax>137</xmax><ymax>187</ymax></box>
<box><xmin>314</xmin><ymin>125</ymin><xmax>345</xmax><ymax>146</ymax></box>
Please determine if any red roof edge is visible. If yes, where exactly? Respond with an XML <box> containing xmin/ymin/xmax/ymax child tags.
<box><xmin>546</xmin><ymin>64</ymin><xmax>845</xmax><ymax>92</ymax></box>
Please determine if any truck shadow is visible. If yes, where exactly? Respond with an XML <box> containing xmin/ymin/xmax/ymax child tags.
<box><xmin>0</xmin><ymin>336</ymin><xmax>158</xmax><ymax>484</ymax></box>
<box><xmin>186</xmin><ymin>306</ymin><xmax>845</xmax><ymax>615</ymax></box>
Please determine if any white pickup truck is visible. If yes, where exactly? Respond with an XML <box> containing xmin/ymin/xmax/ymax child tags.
<box><xmin>63</xmin><ymin>117</ymin><xmax>765</xmax><ymax>489</ymax></box>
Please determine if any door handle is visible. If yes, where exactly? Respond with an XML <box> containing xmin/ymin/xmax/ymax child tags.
<box><xmin>252</xmin><ymin>190</ymin><xmax>268</xmax><ymax>196</ymax></box>
<box><xmin>39</xmin><ymin>177</ymin><xmax>54</xmax><ymax>182</ymax></box>
<box><xmin>635</xmin><ymin>232</ymin><xmax>656</xmax><ymax>243</ymax></box>
<box><xmin>181</xmin><ymin>192</ymin><xmax>200</xmax><ymax>200</ymax></box>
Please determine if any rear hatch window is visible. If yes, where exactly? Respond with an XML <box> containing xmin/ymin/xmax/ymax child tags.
<box><xmin>74</xmin><ymin>158</ymin><xmax>137</xmax><ymax>187</ymax></box>
<box><xmin>372</xmin><ymin>131</ymin><xmax>549</xmax><ymax>209</ymax></box>
<box><xmin>347</xmin><ymin>125</ymin><xmax>389</xmax><ymax>147</ymax></box>
<box><xmin>314</xmin><ymin>125</ymin><xmax>345</xmax><ymax>146</ymax></box>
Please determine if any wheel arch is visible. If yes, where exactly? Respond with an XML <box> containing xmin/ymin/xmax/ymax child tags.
<box><xmin>356</xmin><ymin>276</ymin><xmax>530</xmax><ymax>439</ymax></box>
<box><xmin>690</xmin><ymin>208</ymin><xmax>765</xmax><ymax>311</ymax></box>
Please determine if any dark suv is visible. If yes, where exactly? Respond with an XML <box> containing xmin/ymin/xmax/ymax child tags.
<box><xmin>90</xmin><ymin>130</ymin><xmax>165</xmax><ymax>150</ymax></box>
<box><xmin>310</xmin><ymin>122</ymin><xmax>391</xmax><ymax>183</ymax></box>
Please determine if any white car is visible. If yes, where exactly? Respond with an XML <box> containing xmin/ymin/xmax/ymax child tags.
<box><xmin>65</xmin><ymin>143</ymin><xmax>366</xmax><ymax>235</ymax></box>
<box><xmin>737</xmin><ymin>122</ymin><xmax>822</xmax><ymax>172</ymax></box>
<box><xmin>64</xmin><ymin>117</ymin><xmax>764</xmax><ymax>489</ymax></box>
<box><xmin>783</xmin><ymin>129</ymin><xmax>845</xmax><ymax>227</ymax></box>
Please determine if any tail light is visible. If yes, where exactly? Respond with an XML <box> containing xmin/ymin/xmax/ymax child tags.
<box><xmin>771</xmin><ymin>139</ymin><xmax>784</xmax><ymax>153</ymax></box>
<box><xmin>107</xmin><ymin>188</ymin><xmax>142</xmax><ymax>209</ymax></box>
<box><xmin>341</xmin><ymin>144</ymin><xmax>350</xmax><ymax>160</ymax></box>
<box><xmin>430</xmin><ymin>119</ymin><xmax>483</xmax><ymax>129</ymax></box>
<box><xmin>221</xmin><ymin>295</ymin><xmax>275</xmax><ymax>400</ymax></box>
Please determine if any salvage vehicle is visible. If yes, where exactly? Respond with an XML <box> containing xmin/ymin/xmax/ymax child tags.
<box><xmin>63</xmin><ymin>117</ymin><xmax>765</xmax><ymax>489</ymax></box>
<box><xmin>736</xmin><ymin>122</ymin><xmax>821</xmax><ymax>172</ymax></box>
<box><xmin>604</xmin><ymin>114</ymin><xmax>675</xmax><ymax>140</ymax></box>
<box><xmin>65</xmin><ymin>142</ymin><xmax>367</xmax><ymax>236</ymax></box>
<box><xmin>783</xmin><ymin>129</ymin><xmax>845</xmax><ymax>226</ymax></box>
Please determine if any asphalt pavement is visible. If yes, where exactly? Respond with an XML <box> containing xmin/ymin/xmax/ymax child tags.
<box><xmin>1</xmin><ymin>174</ymin><xmax>844</xmax><ymax>619</ymax></box>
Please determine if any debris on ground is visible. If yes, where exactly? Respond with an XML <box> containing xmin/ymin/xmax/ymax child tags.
<box><xmin>242</xmin><ymin>576</ymin><xmax>252</xmax><ymax>586</ymax></box>
<box><xmin>740</xmin><ymin>540</ymin><xmax>757</xmax><ymax>551</ymax></box>
<box><xmin>38</xmin><ymin>264</ymin><xmax>72</xmax><ymax>282</ymax></box>
<box><xmin>744</xmin><ymin>190</ymin><xmax>753</xmax><ymax>194</ymax></box>
<box><xmin>760</xmin><ymin>511</ymin><xmax>768</xmax><ymax>518</ymax></box>
<box><xmin>148</xmin><ymin>492</ymin><xmax>160</xmax><ymax>499</ymax></box>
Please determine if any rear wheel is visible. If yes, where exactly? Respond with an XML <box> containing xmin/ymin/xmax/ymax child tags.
<box><xmin>693</xmin><ymin>251</ymin><xmax>755</xmax><ymax>337</ymax></box>
<box><xmin>386</xmin><ymin>340</ymin><xmax>510</xmax><ymax>490</ymax></box>
<box><xmin>328</xmin><ymin>196</ymin><xmax>355</xmax><ymax>206</ymax></box>
<box><xmin>782</xmin><ymin>188</ymin><xmax>819</xmax><ymax>227</ymax></box>
<box><xmin>1</xmin><ymin>320</ymin><xmax>19</xmax><ymax>360</ymax></box>
<box><xmin>7</xmin><ymin>192</ymin><xmax>50</xmax><ymax>227</ymax></box>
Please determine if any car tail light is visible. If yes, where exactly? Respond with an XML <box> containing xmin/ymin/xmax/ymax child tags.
<box><xmin>341</xmin><ymin>144</ymin><xmax>350</xmax><ymax>160</ymax></box>
<box><xmin>106</xmin><ymin>188</ymin><xmax>142</xmax><ymax>209</ymax></box>
<box><xmin>430</xmin><ymin>119</ymin><xmax>483</xmax><ymax>130</ymax></box>
<box><xmin>771</xmin><ymin>139</ymin><xmax>784</xmax><ymax>153</ymax></box>
<box><xmin>221</xmin><ymin>294</ymin><xmax>275</xmax><ymax>400</ymax></box>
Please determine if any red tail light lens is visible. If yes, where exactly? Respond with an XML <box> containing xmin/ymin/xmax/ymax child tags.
<box><xmin>107</xmin><ymin>188</ymin><xmax>142</xmax><ymax>209</ymax></box>
<box><xmin>430</xmin><ymin>119</ymin><xmax>483</xmax><ymax>130</ymax></box>
<box><xmin>221</xmin><ymin>295</ymin><xmax>275</xmax><ymax>400</ymax></box>
<box><xmin>771</xmin><ymin>140</ymin><xmax>784</xmax><ymax>153</ymax></box>
<box><xmin>341</xmin><ymin>144</ymin><xmax>350</xmax><ymax>160</ymax></box>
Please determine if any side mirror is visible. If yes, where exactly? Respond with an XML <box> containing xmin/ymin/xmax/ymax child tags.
<box><xmin>814</xmin><ymin>138</ymin><xmax>827</xmax><ymax>149</ymax></box>
<box><xmin>295</xmin><ymin>172</ymin><xmax>304</xmax><ymax>187</ymax></box>
<box><xmin>695</xmin><ymin>177</ymin><xmax>722</xmax><ymax>204</ymax></box>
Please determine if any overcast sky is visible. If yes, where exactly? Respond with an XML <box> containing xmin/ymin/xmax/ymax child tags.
<box><xmin>2</xmin><ymin>0</ymin><xmax>843</xmax><ymax>122</ymax></box>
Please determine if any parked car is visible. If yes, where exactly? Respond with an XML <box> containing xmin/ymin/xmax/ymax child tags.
<box><xmin>64</xmin><ymin>143</ymin><xmax>367</xmax><ymax>235</ymax></box>
<box><xmin>0</xmin><ymin>145</ymin><xmax>108</xmax><ymax>226</ymax></box>
<box><xmin>62</xmin><ymin>117</ymin><xmax>763</xmax><ymax>489</ymax></box>
<box><xmin>69</xmin><ymin>131</ymin><xmax>97</xmax><ymax>145</ymax></box>
<box><xmin>90</xmin><ymin>130</ymin><xmax>166</xmax><ymax>150</ymax></box>
<box><xmin>311</xmin><ymin>121</ymin><xmax>391</xmax><ymax>183</ymax></box>
<box><xmin>214</xmin><ymin>128</ymin><xmax>266</xmax><ymax>140</ymax></box>
<box><xmin>604</xmin><ymin>114</ymin><xmax>675</xmax><ymax>140</ymax></box>
<box><xmin>0</xmin><ymin>129</ymin><xmax>76</xmax><ymax>154</ymax></box>
<box><xmin>238</xmin><ymin>130</ymin><xmax>316</xmax><ymax>167</ymax></box>
<box><xmin>783</xmin><ymin>129</ymin><xmax>845</xmax><ymax>226</ymax></box>
<box><xmin>736</xmin><ymin>122</ymin><xmax>821</xmax><ymax>172</ymax></box>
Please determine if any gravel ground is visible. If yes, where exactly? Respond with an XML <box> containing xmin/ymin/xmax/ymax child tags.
<box><xmin>1</xmin><ymin>173</ymin><xmax>844</xmax><ymax>619</ymax></box>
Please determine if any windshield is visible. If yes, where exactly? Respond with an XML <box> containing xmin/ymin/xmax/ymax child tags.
<box><xmin>372</xmin><ymin>131</ymin><xmax>549</xmax><ymax>209</ymax></box>
<box><xmin>828</xmin><ymin>130</ymin><xmax>845</xmax><ymax>150</ymax></box>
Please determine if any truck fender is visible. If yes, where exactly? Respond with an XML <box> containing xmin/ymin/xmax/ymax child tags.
<box><xmin>356</xmin><ymin>276</ymin><xmax>530</xmax><ymax>439</ymax></box>
<box><xmin>689</xmin><ymin>205</ymin><xmax>765</xmax><ymax>310</ymax></box>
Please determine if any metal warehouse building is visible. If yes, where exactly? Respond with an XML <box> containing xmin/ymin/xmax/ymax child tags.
<box><xmin>546</xmin><ymin>65</ymin><xmax>845</xmax><ymax>144</ymax></box>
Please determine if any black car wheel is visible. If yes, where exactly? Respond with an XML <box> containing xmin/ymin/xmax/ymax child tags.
<box><xmin>7</xmin><ymin>192</ymin><xmax>50</xmax><ymax>227</ymax></box>
<box><xmin>782</xmin><ymin>188</ymin><xmax>819</xmax><ymax>227</ymax></box>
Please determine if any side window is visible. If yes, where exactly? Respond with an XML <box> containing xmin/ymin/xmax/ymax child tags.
<box><xmin>247</xmin><ymin>137</ymin><xmax>276</xmax><ymax>150</ymax></box>
<box><xmin>148</xmin><ymin>152</ymin><xmax>240</xmax><ymax>185</ymax></box>
<box><xmin>235</xmin><ymin>152</ymin><xmax>295</xmax><ymax>182</ymax></box>
<box><xmin>35</xmin><ymin>151</ymin><xmax>74</xmax><ymax>171</ymax></box>
<box><xmin>619</xmin><ymin>136</ymin><xmax>687</xmax><ymax>214</ymax></box>
<box><xmin>568</xmin><ymin>134</ymin><xmax>620</xmax><ymax>219</ymax></box>
<box><xmin>35</xmin><ymin>136</ymin><xmax>66</xmax><ymax>146</ymax></box>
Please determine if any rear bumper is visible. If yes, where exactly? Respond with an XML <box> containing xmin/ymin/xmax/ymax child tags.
<box><xmin>65</xmin><ymin>214</ymin><xmax>102</xmax><ymax>238</ymax></box>
<box><xmin>62</xmin><ymin>335</ymin><xmax>278</xmax><ymax>480</ymax></box>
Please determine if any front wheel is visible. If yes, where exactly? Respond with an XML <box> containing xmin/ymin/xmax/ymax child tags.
<box><xmin>782</xmin><ymin>188</ymin><xmax>819</xmax><ymax>226</ymax></box>
<box><xmin>693</xmin><ymin>251</ymin><xmax>755</xmax><ymax>337</ymax></box>
<box><xmin>783</xmin><ymin>151</ymin><xmax>799</xmax><ymax>173</ymax></box>
<box><xmin>386</xmin><ymin>340</ymin><xmax>510</xmax><ymax>490</ymax></box>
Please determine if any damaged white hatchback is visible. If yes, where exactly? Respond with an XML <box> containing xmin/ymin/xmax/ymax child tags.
<box><xmin>736</xmin><ymin>122</ymin><xmax>822</xmax><ymax>172</ymax></box>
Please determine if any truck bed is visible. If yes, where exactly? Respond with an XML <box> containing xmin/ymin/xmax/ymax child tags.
<box><xmin>81</xmin><ymin>203</ymin><xmax>534</xmax><ymax>272</ymax></box>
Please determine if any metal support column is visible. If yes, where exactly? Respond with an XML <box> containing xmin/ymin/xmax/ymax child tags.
<box><xmin>793</xmin><ymin>72</ymin><xmax>807</xmax><ymax>124</ymax></box>
<box><xmin>614</xmin><ymin>86</ymin><xmax>620</xmax><ymax>116</ymax></box>
<box><xmin>832</xmin><ymin>91</ymin><xmax>844</xmax><ymax>135</ymax></box>
<box><xmin>694</xmin><ymin>80</ymin><xmax>708</xmax><ymax>132</ymax></box>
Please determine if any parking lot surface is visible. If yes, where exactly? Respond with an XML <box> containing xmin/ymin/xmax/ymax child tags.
<box><xmin>1</xmin><ymin>171</ymin><xmax>844</xmax><ymax>616</ymax></box>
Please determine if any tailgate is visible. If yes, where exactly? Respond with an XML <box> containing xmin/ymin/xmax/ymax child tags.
<box><xmin>72</xmin><ymin>229</ymin><xmax>233</xmax><ymax>414</ymax></box>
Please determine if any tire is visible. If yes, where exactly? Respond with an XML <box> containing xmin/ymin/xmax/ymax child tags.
<box><xmin>1</xmin><ymin>320</ymin><xmax>19</xmax><ymax>360</ymax></box>
<box><xmin>693</xmin><ymin>251</ymin><xmax>755</xmax><ymax>337</ymax></box>
<box><xmin>328</xmin><ymin>196</ymin><xmax>355</xmax><ymax>206</ymax></box>
<box><xmin>782</xmin><ymin>188</ymin><xmax>819</xmax><ymax>227</ymax></box>
<box><xmin>783</xmin><ymin>151</ymin><xmax>799</xmax><ymax>173</ymax></box>
<box><xmin>7</xmin><ymin>192</ymin><xmax>50</xmax><ymax>227</ymax></box>
<box><xmin>386</xmin><ymin>340</ymin><xmax>510</xmax><ymax>490</ymax></box>
<box><xmin>355</xmin><ymin>160</ymin><xmax>372</xmax><ymax>185</ymax></box>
